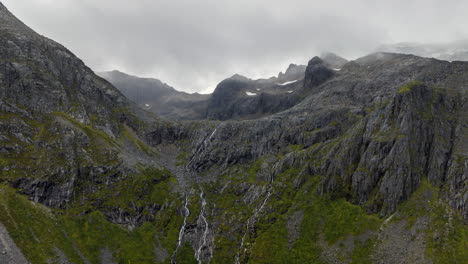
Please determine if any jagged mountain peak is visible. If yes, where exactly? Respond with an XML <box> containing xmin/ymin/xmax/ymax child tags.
<box><xmin>283</xmin><ymin>63</ymin><xmax>305</xmax><ymax>74</ymax></box>
<box><xmin>286</xmin><ymin>63</ymin><xmax>300</xmax><ymax>70</ymax></box>
<box><xmin>278</xmin><ymin>63</ymin><xmax>307</xmax><ymax>83</ymax></box>
<box><xmin>304</xmin><ymin>56</ymin><xmax>335</xmax><ymax>88</ymax></box>
<box><xmin>308</xmin><ymin>56</ymin><xmax>325</xmax><ymax>65</ymax></box>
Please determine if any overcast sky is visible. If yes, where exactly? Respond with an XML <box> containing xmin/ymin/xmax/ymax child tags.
<box><xmin>3</xmin><ymin>0</ymin><xmax>468</xmax><ymax>93</ymax></box>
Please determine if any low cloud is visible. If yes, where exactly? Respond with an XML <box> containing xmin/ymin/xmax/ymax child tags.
<box><xmin>4</xmin><ymin>0</ymin><xmax>468</xmax><ymax>93</ymax></box>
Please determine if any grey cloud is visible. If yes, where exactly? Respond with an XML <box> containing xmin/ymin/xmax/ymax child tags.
<box><xmin>3</xmin><ymin>0</ymin><xmax>468</xmax><ymax>93</ymax></box>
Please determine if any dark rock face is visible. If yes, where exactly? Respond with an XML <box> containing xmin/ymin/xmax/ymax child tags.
<box><xmin>321</xmin><ymin>82</ymin><xmax>461</xmax><ymax>215</ymax></box>
<box><xmin>105</xmin><ymin>203</ymin><xmax>161</xmax><ymax>228</ymax></box>
<box><xmin>12</xmin><ymin>174</ymin><xmax>77</xmax><ymax>208</ymax></box>
<box><xmin>303</xmin><ymin>57</ymin><xmax>335</xmax><ymax>89</ymax></box>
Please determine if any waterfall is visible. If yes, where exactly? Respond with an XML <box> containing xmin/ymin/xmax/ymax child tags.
<box><xmin>195</xmin><ymin>189</ymin><xmax>209</xmax><ymax>264</ymax></box>
<box><xmin>234</xmin><ymin>186</ymin><xmax>272</xmax><ymax>264</ymax></box>
<box><xmin>171</xmin><ymin>192</ymin><xmax>190</xmax><ymax>264</ymax></box>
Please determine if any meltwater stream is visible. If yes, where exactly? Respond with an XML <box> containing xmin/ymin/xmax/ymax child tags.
<box><xmin>195</xmin><ymin>189</ymin><xmax>209</xmax><ymax>264</ymax></box>
<box><xmin>234</xmin><ymin>186</ymin><xmax>272</xmax><ymax>264</ymax></box>
<box><xmin>172</xmin><ymin>125</ymin><xmax>219</xmax><ymax>264</ymax></box>
<box><xmin>235</xmin><ymin>165</ymin><xmax>277</xmax><ymax>264</ymax></box>
<box><xmin>171</xmin><ymin>193</ymin><xmax>190</xmax><ymax>264</ymax></box>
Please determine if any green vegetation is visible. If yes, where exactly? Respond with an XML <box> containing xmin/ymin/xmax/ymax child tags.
<box><xmin>101</xmin><ymin>167</ymin><xmax>175</xmax><ymax>209</ymax></box>
<box><xmin>173</xmin><ymin>242</ymin><xmax>197</xmax><ymax>264</ymax></box>
<box><xmin>1</xmin><ymin>108</ymin><xmax>466</xmax><ymax>264</ymax></box>
<box><xmin>176</xmin><ymin>152</ymin><xmax>190</xmax><ymax>166</ymax></box>
<box><xmin>0</xmin><ymin>167</ymin><xmax>186</xmax><ymax>264</ymax></box>
<box><xmin>52</xmin><ymin>112</ymin><xmax>118</xmax><ymax>147</ymax></box>
<box><xmin>0</xmin><ymin>184</ymin><xmax>85</xmax><ymax>264</ymax></box>
<box><xmin>247</xmin><ymin>158</ymin><xmax>264</xmax><ymax>182</ymax></box>
<box><xmin>398</xmin><ymin>179</ymin><xmax>468</xmax><ymax>264</ymax></box>
<box><xmin>120</xmin><ymin>124</ymin><xmax>157</xmax><ymax>156</ymax></box>
<box><xmin>245</xmin><ymin>168</ymin><xmax>381</xmax><ymax>264</ymax></box>
<box><xmin>398</xmin><ymin>81</ymin><xmax>423</xmax><ymax>93</ymax></box>
<box><xmin>290</xmin><ymin>144</ymin><xmax>304</xmax><ymax>152</ymax></box>
<box><xmin>52</xmin><ymin>111</ymin><xmax>121</xmax><ymax>165</ymax></box>
<box><xmin>350</xmin><ymin>239</ymin><xmax>374</xmax><ymax>264</ymax></box>
<box><xmin>0</xmin><ymin>112</ymin><xmax>71</xmax><ymax>180</ymax></box>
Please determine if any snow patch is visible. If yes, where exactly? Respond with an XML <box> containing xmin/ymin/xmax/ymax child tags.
<box><xmin>246</xmin><ymin>92</ymin><xmax>257</xmax><ymax>96</ymax></box>
<box><xmin>333</xmin><ymin>68</ymin><xmax>341</xmax><ymax>71</ymax></box>
<box><xmin>287</xmin><ymin>90</ymin><xmax>293</xmax><ymax>93</ymax></box>
<box><xmin>278</xmin><ymin>79</ymin><xmax>299</xmax><ymax>86</ymax></box>
<box><xmin>144</xmin><ymin>104</ymin><xmax>150</xmax><ymax>107</ymax></box>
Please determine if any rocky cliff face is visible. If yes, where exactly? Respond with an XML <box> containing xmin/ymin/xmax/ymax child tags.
<box><xmin>277</xmin><ymin>63</ymin><xmax>307</xmax><ymax>82</ymax></box>
<box><xmin>0</xmin><ymin>2</ymin><xmax>466</xmax><ymax>264</ymax></box>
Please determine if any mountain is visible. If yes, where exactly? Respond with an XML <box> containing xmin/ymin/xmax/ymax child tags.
<box><xmin>276</xmin><ymin>63</ymin><xmax>307</xmax><ymax>82</ymax></box>
<box><xmin>101</xmin><ymin>57</ymin><xmax>344</xmax><ymax>121</ymax></box>
<box><xmin>205</xmin><ymin>72</ymin><xmax>305</xmax><ymax>120</ymax></box>
<box><xmin>99</xmin><ymin>70</ymin><xmax>210</xmax><ymax>120</ymax></box>
<box><xmin>377</xmin><ymin>40</ymin><xmax>468</xmax><ymax>61</ymax></box>
<box><xmin>205</xmin><ymin>56</ymin><xmax>343</xmax><ymax>120</ymax></box>
<box><xmin>0</xmin><ymin>2</ymin><xmax>466</xmax><ymax>264</ymax></box>
<box><xmin>102</xmin><ymin>63</ymin><xmax>309</xmax><ymax>121</ymax></box>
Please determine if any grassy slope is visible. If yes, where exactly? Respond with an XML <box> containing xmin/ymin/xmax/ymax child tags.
<box><xmin>0</xmin><ymin>171</ymin><xmax>189</xmax><ymax>264</ymax></box>
<box><xmin>0</xmin><ymin>110</ymin><xmax>196</xmax><ymax>263</ymax></box>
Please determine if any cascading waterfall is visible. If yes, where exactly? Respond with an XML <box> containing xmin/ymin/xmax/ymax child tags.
<box><xmin>195</xmin><ymin>189</ymin><xmax>209</xmax><ymax>264</ymax></box>
<box><xmin>234</xmin><ymin>186</ymin><xmax>272</xmax><ymax>264</ymax></box>
<box><xmin>171</xmin><ymin>192</ymin><xmax>190</xmax><ymax>264</ymax></box>
<box><xmin>183</xmin><ymin>126</ymin><xmax>219</xmax><ymax>264</ymax></box>
<box><xmin>171</xmin><ymin>124</ymin><xmax>221</xmax><ymax>264</ymax></box>
<box><xmin>186</xmin><ymin>126</ymin><xmax>219</xmax><ymax>169</ymax></box>
<box><xmin>235</xmin><ymin>166</ymin><xmax>276</xmax><ymax>264</ymax></box>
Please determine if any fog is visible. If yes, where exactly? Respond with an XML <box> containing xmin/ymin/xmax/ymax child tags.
<box><xmin>4</xmin><ymin>0</ymin><xmax>468</xmax><ymax>93</ymax></box>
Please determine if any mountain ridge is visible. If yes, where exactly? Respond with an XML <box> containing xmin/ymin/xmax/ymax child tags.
<box><xmin>101</xmin><ymin>55</ymin><xmax>347</xmax><ymax>121</ymax></box>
